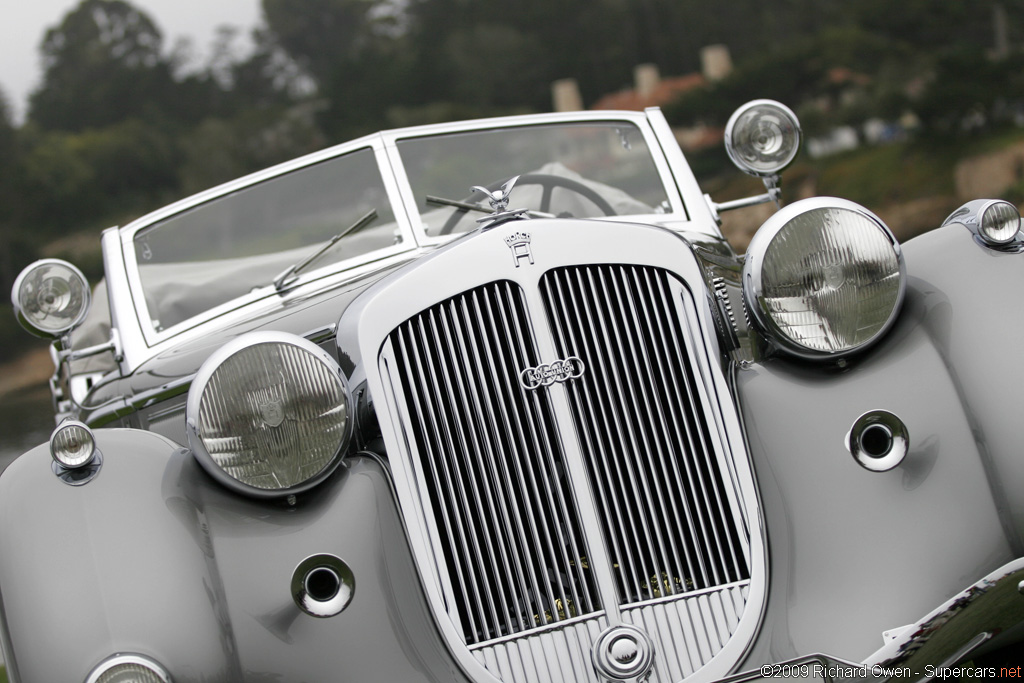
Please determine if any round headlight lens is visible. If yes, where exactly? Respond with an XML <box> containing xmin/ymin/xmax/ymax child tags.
<box><xmin>86</xmin><ymin>654</ymin><xmax>171</xmax><ymax>683</ymax></box>
<box><xmin>50</xmin><ymin>420</ymin><xmax>97</xmax><ymax>469</ymax></box>
<box><xmin>743</xmin><ymin>198</ymin><xmax>905</xmax><ymax>358</ymax></box>
<box><xmin>980</xmin><ymin>200</ymin><xmax>1020</xmax><ymax>244</ymax></box>
<box><xmin>11</xmin><ymin>259</ymin><xmax>91</xmax><ymax>338</ymax></box>
<box><xmin>725</xmin><ymin>100</ymin><xmax>802</xmax><ymax>177</ymax></box>
<box><xmin>187</xmin><ymin>332</ymin><xmax>351</xmax><ymax>497</ymax></box>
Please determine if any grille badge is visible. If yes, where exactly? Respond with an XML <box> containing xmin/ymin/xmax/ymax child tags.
<box><xmin>519</xmin><ymin>356</ymin><xmax>585</xmax><ymax>390</ymax></box>
<box><xmin>505</xmin><ymin>230</ymin><xmax>534</xmax><ymax>267</ymax></box>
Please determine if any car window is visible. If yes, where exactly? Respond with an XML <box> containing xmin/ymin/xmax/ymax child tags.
<box><xmin>133</xmin><ymin>147</ymin><xmax>398</xmax><ymax>332</ymax></box>
<box><xmin>397</xmin><ymin>122</ymin><xmax>672</xmax><ymax>237</ymax></box>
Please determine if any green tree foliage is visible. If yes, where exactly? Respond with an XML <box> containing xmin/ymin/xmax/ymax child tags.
<box><xmin>665</xmin><ymin>26</ymin><xmax>914</xmax><ymax>132</ymax></box>
<box><xmin>17</xmin><ymin>119</ymin><xmax>179</xmax><ymax>233</ymax></box>
<box><xmin>0</xmin><ymin>89</ymin><xmax>29</xmax><ymax>294</ymax></box>
<box><xmin>29</xmin><ymin>0</ymin><xmax>179</xmax><ymax>131</ymax></box>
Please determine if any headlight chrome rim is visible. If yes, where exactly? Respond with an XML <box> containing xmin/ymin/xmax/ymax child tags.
<box><xmin>86</xmin><ymin>653</ymin><xmax>172</xmax><ymax>683</ymax></box>
<box><xmin>743</xmin><ymin>197</ymin><xmax>906</xmax><ymax>360</ymax></box>
<box><xmin>186</xmin><ymin>331</ymin><xmax>352</xmax><ymax>499</ymax></box>
<box><xmin>979</xmin><ymin>199</ymin><xmax>1021</xmax><ymax>245</ymax></box>
<box><xmin>11</xmin><ymin>258</ymin><xmax>92</xmax><ymax>339</ymax></box>
<box><xmin>49</xmin><ymin>420</ymin><xmax>98</xmax><ymax>470</ymax></box>
<box><xmin>725</xmin><ymin>99</ymin><xmax>802</xmax><ymax>177</ymax></box>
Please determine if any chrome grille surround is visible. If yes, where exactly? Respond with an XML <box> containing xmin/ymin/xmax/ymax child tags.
<box><xmin>348</xmin><ymin>220</ymin><xmax>765</xmax><ymax>683</ymax></box>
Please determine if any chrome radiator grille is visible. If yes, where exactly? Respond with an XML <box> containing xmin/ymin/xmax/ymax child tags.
<box><xmin>540</xmin><ymin>265</ymin><xmax>749</xmax><ymax>605</ymax></box>
<box><xmin>378</xmin><ymin>256</ymin><xmax>759</xmax><ymax>680</ymax></box>
<box><xmin>388</xmin><ymin>281</ymin><xmax>600</xmax><ymax>645</ymax></box>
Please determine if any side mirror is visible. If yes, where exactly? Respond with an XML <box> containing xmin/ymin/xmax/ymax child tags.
<box><xmin>706</xmin><ymin>100</ymin><xmax>803</xmax><ymax>222</ymax></box>
<box><xmin>11</xmin><ymin>259</ymin><xmax>92</xmax><ymax>340</ymax></box>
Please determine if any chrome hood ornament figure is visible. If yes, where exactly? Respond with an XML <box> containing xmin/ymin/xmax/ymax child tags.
<box><xmin>475</xmin><ymin>175</ymin><xmax>531</xmax><ymax>227</ymax></box>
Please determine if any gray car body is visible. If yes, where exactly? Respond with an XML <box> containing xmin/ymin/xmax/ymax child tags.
<box><xmin>1</xmin><ymin>108</ymin><xmax>1023</xmax><ymax>682</ymax></box>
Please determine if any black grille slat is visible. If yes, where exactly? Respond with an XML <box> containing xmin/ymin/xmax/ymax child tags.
<box><xmin>541</xmin><ymin>265</ymin><xmax>749</xmax><ymax>604</ymax></box>
<box><xmin>642</xmin><ymin>267</ymin><xmax>747</xmax><ymax>580</ymax></box>
<box><xmin>389</xmin><ymin>282</ymin><xmax>598</xmax><ymax>645</ymax></box>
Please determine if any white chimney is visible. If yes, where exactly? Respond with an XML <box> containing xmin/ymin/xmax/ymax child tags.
<box><xmin>552</xmin><ymin>78</ymin><xmax>584</xmax><ymax>112</ymax></box>
<box><xmin>701</xmin><ymin>44</ymin><xmax>733</xmax><ymax>82</ymax></box>
<box><xmin>634</xmin><ymin>64</ymin><xmax>661</xmax><ymax>99</ymax></box>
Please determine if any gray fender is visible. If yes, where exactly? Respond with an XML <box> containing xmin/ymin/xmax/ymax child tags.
<box><xmin>734</xmin><ymin>223</ymin><xmax>1024</xmax><ymax>666</ymax></box>
<box><xmin>0</xmin><ymin>429</ymin><xmax>466</xmax><ymax>682</ymax></box>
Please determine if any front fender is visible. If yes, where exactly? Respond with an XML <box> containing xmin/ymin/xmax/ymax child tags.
<box><xmin>733</xmin><ymin>223</ymin><xmax>1024</xmax><ymax>665</ymax></box>
<box><xmin>0</xmin><ymin>429</ymin><xmax>465</xmax><ymax>682</ymax></box>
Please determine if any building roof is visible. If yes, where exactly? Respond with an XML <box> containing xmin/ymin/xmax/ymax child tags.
<box><xmin>592</xmin><ymin>73</ymin><xmax>706</xmax><ymax>111</ymax></box>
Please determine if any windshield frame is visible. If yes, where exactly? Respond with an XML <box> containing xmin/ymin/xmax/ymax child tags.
<box><xmin>111</xmin><ymin>109</ymin><xmax>700</xmax><ymax>363</ymax></box>
<box><xmin>119</xmin><ymin>135</ymin><xmax>417</xmax><ymax>348</ymax></box>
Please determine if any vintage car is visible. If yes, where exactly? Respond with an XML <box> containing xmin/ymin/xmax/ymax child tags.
<box><xmin>2</xmin><ymin>100</ymin><xmax>1023</xmax><ymax>683</ymax></box>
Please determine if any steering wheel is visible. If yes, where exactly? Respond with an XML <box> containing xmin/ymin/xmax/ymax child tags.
<box><xmin>438</xmin><ymin>173</ymin><xmax>618</xmax><ymax>235</ymax></box>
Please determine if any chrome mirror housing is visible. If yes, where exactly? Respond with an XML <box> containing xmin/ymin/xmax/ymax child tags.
<box><xmin>11</xmin><ymin>259</ymin><xmax>92</xmax><ymax>340</ymax></box>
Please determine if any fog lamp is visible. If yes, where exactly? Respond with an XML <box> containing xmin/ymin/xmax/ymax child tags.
<box><xmin>86</xmin><ymin>653</ymin><xmax>171</xmax><ymax>683</ymax></box>
<box><xmin>50</xmin><ymin>420</ymin><xmax>97</xmax><ymax>469</ymax></box>
<box><xmin>11</xmin><ymin>259</ymin><xmax>91</xmax><ymax>339</ymax></box>
<box><xmin>186</xmin><ymin>331</ymin><xmax>352</xmax><ymax>498</ymax></box>
<box><xmin>725</xmin><ymin>100</ymin><xmax>802</xmax><ymax>177</ymax></box>
<box><xmin>941</xmin><ymin>198</ymin><xmax>1023</xmax><ymax>250</ymax></box>
<box><xmin>979</xmin><ymin>200</ymin><xmax>1021</xmax><ymax>245</ymax></box>
<box><xmin>743</xmin><ymin>197</ymin><xmax>905</xmax><ymax>359</ymax></box>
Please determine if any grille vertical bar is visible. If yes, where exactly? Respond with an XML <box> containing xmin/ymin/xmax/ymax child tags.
<box><xmin>541</xmin><ymin>265</ymin><xmax>749</xmax><ymax>606</ymax></box>
<box><xmin>388</xmin><ymin>281</ymin><xmax>600</xmax><ymax>645</ymax></box>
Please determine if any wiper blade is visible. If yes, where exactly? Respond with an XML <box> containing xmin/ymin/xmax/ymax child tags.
<box><xmin>426</xmin><ymin>195</ymin><xmax>489</xmax><ymax>213</ymax></box>
<box><xmin>426</xmin><ymin>195</ymin><xmax>554</xmax><ymax>219</ymax></box>
<box><xmin>273</xmin><ymin>209</ymin><xmax>377</xmax><ymax>292</ymax></box>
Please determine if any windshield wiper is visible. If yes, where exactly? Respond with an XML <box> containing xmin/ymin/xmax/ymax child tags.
<box><xmin>426</xmin><ymin>195</ymin><xmax>554</xmax><ymax>219</ymax></box>
<box><xmin>273</xmin><ymin>209</ymin><xmax>377</xmax><ymax>292</ymax></box>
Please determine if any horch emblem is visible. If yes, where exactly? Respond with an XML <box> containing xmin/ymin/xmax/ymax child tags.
<box><xmin>259</xmin><ymin>398</ymin><xmax>285</xmax><ymax>428</ymax></box>
<box><xmin>505</xmin><ymin>231</ymin><xmax>534</xmax><ymax>267</ymax></box>
<box><xmin>520</xmin><ymin>356</ymin><xmax>585</xmax><ymax>390</ymax></box>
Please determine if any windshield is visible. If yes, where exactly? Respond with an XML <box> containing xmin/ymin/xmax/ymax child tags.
<box><xmin>133</xmin><ymin>147</ymin><xmax>398</xmax><ymax>333</ymax></box>
<box><xmin>398</xmin><ymin>122</ymin><xmax>672</xmax><ymax>236</ymax></box>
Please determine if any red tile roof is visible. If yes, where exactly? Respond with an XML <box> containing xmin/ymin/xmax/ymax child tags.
<box><xmin>592</xmin><ymin>73</ymin><xmax>706</xmax><ymax>111</ymax></box>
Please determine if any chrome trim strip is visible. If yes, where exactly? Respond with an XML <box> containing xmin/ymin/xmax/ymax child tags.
<box><xmin>102</xmin><ymin>227</ymin><xmax>148</xmax><ymax>372</ymax></box>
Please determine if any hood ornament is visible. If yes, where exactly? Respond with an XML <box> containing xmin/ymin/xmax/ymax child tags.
<box><xmin>476</xmin><ymin>176</ymin><xmax>530</xmax><ymax>228</ymax></box>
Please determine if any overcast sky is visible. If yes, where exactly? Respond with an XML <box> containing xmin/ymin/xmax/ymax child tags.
<box><xmin>0</xmin><ymin>0</ymin><xmax>263</xmax><ymax>124</ymax></box>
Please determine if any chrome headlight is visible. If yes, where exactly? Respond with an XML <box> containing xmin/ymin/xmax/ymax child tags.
<box><xmin>86</xmin><ymin>653</ymin><xmax>172</xmax><ymax>683</ymax></box>
<box><xmin>941</xmin><ymin>198</ymin><xmax>1022</xmax><ymax>248</ymax></box>
<box><xmin>725</xmin><ymin>99</ymin><xmax>802</xmax><ymax>177</ymax></box>
<box><xmin>11</xmin><ymin>259</ymin><xmax>91</xmax><ymax>339</ymax></box>
<box><xmin>186</xmin><ymin>331</ymin><xmax>352</xmax><ymax>498</ymax></box>
<box><xmin>743</xmin><ymin>198</ymin><xmax>906</xmax><ymax>359</ymax></box>
<box><xmin>50</xmin><ymin>420</ymin><xmax>97</xmax><ymax>469</ymax></box>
